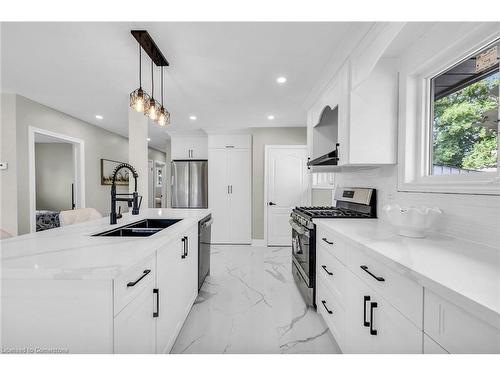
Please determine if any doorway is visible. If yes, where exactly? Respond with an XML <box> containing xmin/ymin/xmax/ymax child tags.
<box><xmin>264</xmin><ymin>145</ymin><xmax>310</xmax><ymax>246</ymax></box>
<box><xmin>148</xmin><ymin>160</ymin><xmax>166</xmax><ymax>208</ymax></box>
<box><xmin>28</xmin><ymin>127</ymin><xmax>85</xmax><ymax>232</ymax></box>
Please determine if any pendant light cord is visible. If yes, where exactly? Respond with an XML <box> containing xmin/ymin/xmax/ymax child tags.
<box><xmin>139</xmin><ymin>45</ymin><xmax>142</xmax><ymax>88</ymax></box>
<box><xmin>151</xmin><ymin>60</ymin><xmax>154</xmax><ymax>99</ymax></box>
<box><xmin>161</xmin><ymin>67</ymin><xmax>164</xmax><ymax>106</ymax></box>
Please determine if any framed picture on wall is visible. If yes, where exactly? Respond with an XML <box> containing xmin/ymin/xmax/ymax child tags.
<box><xmin>100</xmin><ymin>158</ymin><xmax>129</xmax><ymax>186</ymax></box>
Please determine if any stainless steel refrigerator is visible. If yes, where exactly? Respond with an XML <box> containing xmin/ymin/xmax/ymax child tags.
<box><xmin>171</xmin><ymin>160</ymin><xmax>208</xmax><ymax>208</ymax></box>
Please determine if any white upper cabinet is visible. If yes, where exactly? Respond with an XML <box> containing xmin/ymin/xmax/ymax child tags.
<box><xmin>171</xmin><ymin>135</ymin><xmax>208</xmax><ymax>160</ymax></box>
<box><xmin>208</xmin><ymin>134</ymin><xmax>252</xmax><ymax>149</ymax></box>
<box><xmin>308</xmin><ymin>58</ymin><xmax>398</xmax><ymax>168</ymax></box>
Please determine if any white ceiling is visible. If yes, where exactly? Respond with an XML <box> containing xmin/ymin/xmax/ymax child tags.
<box><xmin>1</xmin><ymin>22</ymin><xmax>373</xmax><ymax>151</ymax></box>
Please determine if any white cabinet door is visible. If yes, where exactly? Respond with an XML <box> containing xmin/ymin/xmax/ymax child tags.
<box><xmin>228</xmin><ymin>148</ymin><xmax>251</xmax><ymax>243</ymax></box>
<box><xmin>156</xmin><ymin>238</ymin><xmax>185</xmax><ymax>353</ymax></box>
<box><xmin>190</xmin><ymin>137</ymin><xmax>208</xmax><ymax>159</ymax></box>
<box><xmin>345</xmin><ymin>271</ymin><xmax>422</xmax><ymax>354</ymax></box>
<box><xmin>114</xmin><ymin>280</ymin><xmax>156</xmax><ymax>354</ymax></box>
<box><xmin>180</xmin><ymin>226</ymin><xmax>199</xmax><ymax>315</ymax></box>
<box><xmin>208</xmin><ymin>149</ymin><xmax>230</xmax><ymax>243</ymax></box>
<box><xmin>171</xmin><ymin>136</ymin><xmax>208</xmax><ymax>159</ymax></box>
<box><xmin>423</xmin><ymin>334</ymin><xmax>448</xmax><ymax>354</ymax></box>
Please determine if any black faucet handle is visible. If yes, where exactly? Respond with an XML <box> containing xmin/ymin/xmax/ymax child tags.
<box><xmin>117</xmin><ymin>206</ymin><xmax>122</xmax><ymax>219</ymax></box>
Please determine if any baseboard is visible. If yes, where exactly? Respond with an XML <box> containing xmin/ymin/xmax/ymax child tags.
<box><xmin>251</xmin><ymin>239</ymin><xmax>266</xmax><ymax>247</ymax></box>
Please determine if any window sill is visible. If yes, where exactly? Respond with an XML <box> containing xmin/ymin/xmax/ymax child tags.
<box><xmin>398</xmin><ymin>178</ymin><xmax>500</xmax><ymax>196</ymax></box>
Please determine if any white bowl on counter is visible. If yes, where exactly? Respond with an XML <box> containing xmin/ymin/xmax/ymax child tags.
<box><xmin>382</xmin><ymin>203</ymin><xmax>442</xmax><ymax>238</ymax></box>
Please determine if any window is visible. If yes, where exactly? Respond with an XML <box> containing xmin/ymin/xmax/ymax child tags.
<box><xmin>398</xmin><ymin>26</ymin><xmax>500</xmax><ymax>195</ymax></box>
<box><xmin>430</xmin><ymin>39</ymin><xmax>499</xmax><ymax>176</ymax></box>
<box><xmin>312</xmin><ymin>172</ymin><xmax>334</xmax><ymax>188</ymax></box>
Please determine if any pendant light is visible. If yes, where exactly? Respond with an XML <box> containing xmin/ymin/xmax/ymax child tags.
<box><xmin>129</xmin><ymin>45</ymin><xmax>150</xmax><ymax>112</ymax></box>
<box><xmin>157</xmin><ymin>66</ymin><xmax>171</xmax><ymax>127</ymax></box>
<box><xmin>145</xmin><ymin>60</ymin><xmax>160</xmax><ymax>121</ymax></box>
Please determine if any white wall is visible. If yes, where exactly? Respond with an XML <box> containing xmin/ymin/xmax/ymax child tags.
<box><xmin>35</xmin><ymin>143</ymin><xmax>74</xmax><ymax>212</ymax></box>
<box><xmin>251</xmin><ymin>127</ymin><xmax>307</xmax><ymax>239</ymax></box>
<box><xmin>0</xmin><ymin>93</ymin><xmax>18</xmax><ymax>235</ymax></box>
<box><xmin>0</xmin><ymin>94</ymin><xmax>166</xmax><ymax>235</ymax></box>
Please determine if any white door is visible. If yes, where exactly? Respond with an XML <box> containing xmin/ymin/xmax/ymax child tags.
<box><xmin>208</xmin><ymin>149</ymin><xmax>230</xmax><ymax>243</ymax></box>
<box><xmin>228</xmin><ymin>148</ymin><xmax>252</xmax><ymax>243</ymax></box>
<box><xmin>266</xmin><ymin>146</ymin><xmax>309</xmax><ymax>246</ymax></box>
<box><xmin>114</xmin><ymin>280</ymin><xmax>156</xmax><ymax>354</ymax></box>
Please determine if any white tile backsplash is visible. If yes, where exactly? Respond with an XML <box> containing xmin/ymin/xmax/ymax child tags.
<box><xmin>334</xmin><ymin>165</ymin><xmax>500</xmax><ymax>248</ymax></box>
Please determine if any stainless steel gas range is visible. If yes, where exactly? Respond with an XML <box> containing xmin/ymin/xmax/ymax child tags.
<box><xmin>290</xmin><ymin>187</ymin><xmax>377</xmax><ymax>307</ymax></box>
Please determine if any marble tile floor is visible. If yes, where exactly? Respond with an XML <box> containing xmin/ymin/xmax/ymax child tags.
<box><xmin>171</xmin><ymin>245</ymin><xmax>342</xmax><ymax>354</ymax></box>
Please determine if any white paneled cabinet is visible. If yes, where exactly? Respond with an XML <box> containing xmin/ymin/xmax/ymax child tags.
<box><xmin>208</xmin><ymin>135</ymin><xmax>251</xmax><ymax>244</ymax></box>
<box><xmin>171</xmin><ymin>135</ymin><xmax>208</xmax><ymax>160</ymax></box>
<box><xmin>308</xmin><ymin>58</ymin><xmax>398</xmax><ymax>168</ymax></box>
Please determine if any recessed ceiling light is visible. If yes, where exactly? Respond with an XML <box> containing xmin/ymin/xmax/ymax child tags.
<box><xmin>276</xmin><ymin>76</ymin><xmax>287</xmax><ymax>84</ymax></box>
<box><xmin>267</xmin><ymin>115</ymin><xmax>275</xmax><ymax>120</ymax></box>
<box><xmin>147</xmin><ymin>137</ymin><xmax>151</xmax><ymax>142</ymax></box>
<box><xmin>189</xmin><ymin>115</ymin><xmax>197</xmax><ymax>120</ymax></box>
<box><xmin>95</xmin><ymin>115</ymin><xmax>103</xmax><ymax>120</ymax></box>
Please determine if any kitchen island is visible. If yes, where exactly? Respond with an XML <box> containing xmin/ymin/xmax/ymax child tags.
<box><xmin>1</xmin><ymin>208</ymin><xmax>211</xmax><ymax>353</ymax></box>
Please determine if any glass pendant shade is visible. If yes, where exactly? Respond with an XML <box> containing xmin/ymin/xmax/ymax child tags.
<box><xmin>129</xmin><ymin>87</ymin><xmax>150</xmax><ymax>113</ymax></box>
<box><xmin>145</xmin><ymin>98</ymin><xmax>160</xmax><ymax>121</ymax></box>
<box><xmin>157</xmin><ymin>106</ymin><xmax>171</xmax><ymax>127</ymax></box>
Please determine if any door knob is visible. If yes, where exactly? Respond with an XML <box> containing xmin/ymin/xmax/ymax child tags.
<box><xmin>268</xmin><ymin>202</ymin><xmax>276</xmax><ymax>206</ymax></box>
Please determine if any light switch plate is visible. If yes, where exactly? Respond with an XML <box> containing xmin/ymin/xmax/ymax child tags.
<box><xmin>0</xmin><ymin>162</ymin><xmax>8</xmax><ymax>170</ymax></box>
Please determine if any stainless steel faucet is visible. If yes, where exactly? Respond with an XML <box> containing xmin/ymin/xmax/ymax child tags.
<box><xmin>110</xmin><ymin>163</ymin><xmax>141</xmax><ymax>225</ymax></box>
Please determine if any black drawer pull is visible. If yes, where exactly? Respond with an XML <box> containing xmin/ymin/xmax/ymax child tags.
<box><xmin>370</xmin><ymin>302</ymin><xmax>378</xmax><ymax>335</ymax></box>
<box><xmin>363</xmin><ymin>295</ymin><xmax>370</xmax><ymax>327</ymax></box>
<box><xmin>360</xmin><ymin>265</ymin><xmax>385</xmax><ymax>282</ymax></box>
<box><xmin>322</xmin><ymin>237</ymin><xmax>334</xmax><ymax>245</ymax></box>
<box><xmin>126</xmin><ymin>269</ymin><xmax>151</xmax><ymax>287</ymax></box>
<box><xmin>184</xmin><ymin>236</ymin><xmax>188</xmax><ymax>257</ymax></box>
<box><xmin>321</xmin><ymin>300</ymin><xmax>333</xmax><ymax>314</ymax></box>
<box><xmin>321</xmin><ymin>265</ymin><xmax>333</xmax><ymax>276</ymax></box>
<box><xmin>153</xmin><ymin>288</ymin><xmax>159</xmax><ymax>317</ymax></box>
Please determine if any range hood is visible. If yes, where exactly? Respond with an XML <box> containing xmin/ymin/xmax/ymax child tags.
<box><xmin>307</xmin><ymin>143</ymin><xmax>339</xmax><ymax>166</ymax></box>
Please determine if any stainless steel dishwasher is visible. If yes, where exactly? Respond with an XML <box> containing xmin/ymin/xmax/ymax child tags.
<box><xmin>198</xmin><ymin>215</ymin><xmax>213</xmax><ymax>290</ymax></box>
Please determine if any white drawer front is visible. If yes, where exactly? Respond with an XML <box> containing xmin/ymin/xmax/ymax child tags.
<box><xmin>316</xmin><ymin>276</ymin><xmax>346</xmax><ymax>350</ymax></box>
<box><xmin>424</xmin><ymin>289</ymin><xmax>500</xmax><ymax>353</ymax></box>
<box><xmin>317</xmin><ymin>226</ymin><xmax>347</xmax><ymax>265</ymax></box>
<box><xmin>317</xmin><ymin>246</ymin><xmax>347</xmax><ymax>303</ymax></box>
<box><xmin>114</xmin><ymin>255</ymin><xmax>156</xmax><ymax>316</ymax></box>
<box><xmin>349</xmin><ymin>245</ymin><xmax>423</xmax><ymax>327</ymax></box>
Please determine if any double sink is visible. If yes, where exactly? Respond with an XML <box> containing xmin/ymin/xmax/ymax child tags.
<box><xmin>94</xmin><ymin>219</ymin><xmax>182</xmax><ymax>237</ymax></box>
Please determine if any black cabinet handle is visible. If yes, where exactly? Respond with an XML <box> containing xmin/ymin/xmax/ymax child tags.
<box><xmin>370</xmin><ymin>302</ymin><xmax>378</xmax><ymax>335</ymax></box>
<box><xmin>322</xmin><ymin>237</ymin><xmax>334</xmax><ymax>245</ymax></box>
<box><xmin>181</xmin><ymin>237</ymin><xmax>186</xmax><ymax>259</ymax></box>
<box><xmin>360</xmin><ymin>265</ymin><xmax>385</xmax><ymax>282</ymax></box>
<box><xmin>126</xmin><ymin>269</ymin><xmax>151</xmax><ymax>287</ymax></box>
<box><xmin>321</xmin><ymin>265</ymin><xmax>333</xmax><ymax>276</ymax></box>
<box><xmin>321</xmin><ymin>300</ymin><xmax>333</xmax><ymax>314</ymax></box>
<box><xmin>363</xmin><ymin>295</ymin><xmax>370</xmax><ymax>327</ymax></box>
<box><xmin>153</xmin><ymin>288</ymin><xmax>159</xmax><ymax>317</ymax></box>
<box><xmin>184</xmin><ymin>236</ymin><xmax>188</xmax><ymax>257</ymax></box>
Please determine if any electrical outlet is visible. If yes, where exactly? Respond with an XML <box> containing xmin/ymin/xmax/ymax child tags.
<box><xmin>0</xmin><ymin>162</ymin><xmax>8</xmax><ymax>170</ymax></box>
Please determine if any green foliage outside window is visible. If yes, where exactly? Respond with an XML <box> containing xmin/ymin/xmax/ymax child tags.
<box><xmin>432</xmin><ymin>73</ymin><xmax>499</xmax><ymax>171</ymax></box>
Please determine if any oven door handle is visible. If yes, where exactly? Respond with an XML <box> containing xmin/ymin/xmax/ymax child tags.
<box><xmin>289</xmin><ymin>219</ymin><xmax>309</xmax><ymax>237</ymax></box>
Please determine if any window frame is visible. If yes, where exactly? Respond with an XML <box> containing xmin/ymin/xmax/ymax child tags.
<box><xmin>398</xmin><ymin>27</ymin><xmax>500</xmax><ymax>196</ymax></box>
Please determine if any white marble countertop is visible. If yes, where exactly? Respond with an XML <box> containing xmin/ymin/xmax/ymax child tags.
<box><xmin>313</xmin><ymin>219</ymin><xmax>500</xmax><ymax>327</ymax></box>
<box><xmin>0</xmin><ymin>209</ymin><xmax>211</xmax><ymax>281</ymax></box>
